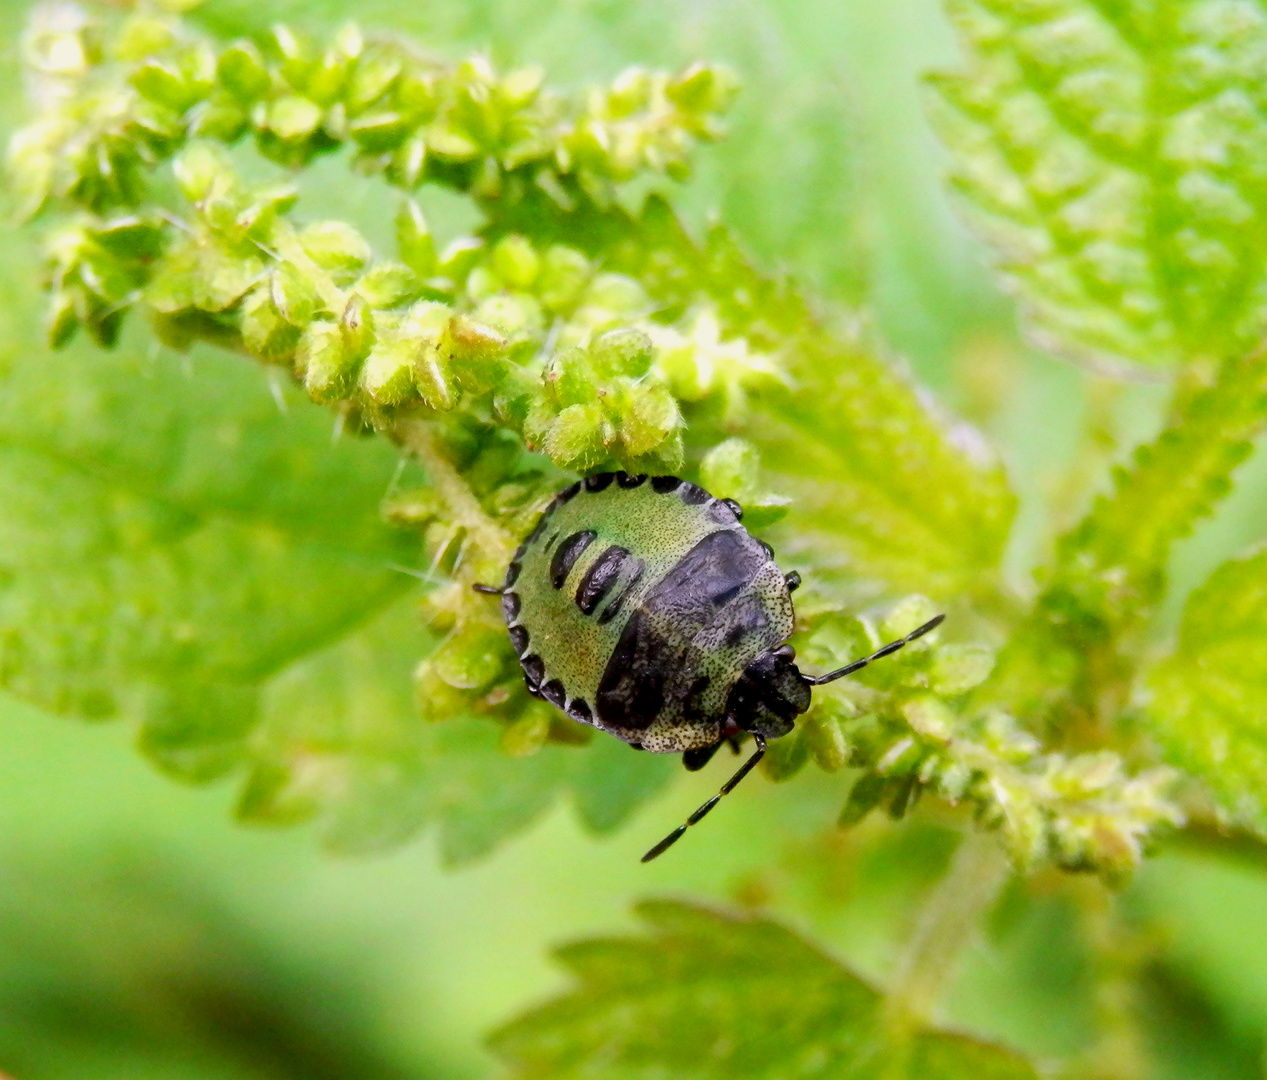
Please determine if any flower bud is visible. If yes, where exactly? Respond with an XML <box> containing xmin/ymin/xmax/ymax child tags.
<box><xmin>441</xmin><ymin>314</ymin><xmax>507</xmax><ymax>367</ymax></box>
<box><xmin>173</xmin><ymin>142</ymin><xmax>232</xmax><ymax>203</ymax></box>
<box><xmin>190</xmin><ymin>94</ymin><xmax>250</xmax><ymax>141</ymax></box>
<box><xmin>194</xmin><ymin>245</ymin><xmax>265</xmax><ymax>312</ymax></box>
<box><xmin>218</xmin><ymin>41</ymin><xmax>271</xmax><ymax>101</ymax></box>
<box><xmin>241</xmin><ymin>284</ymin><xmax>301</xmax><ymax>358</ymax></box>
<box><xmin>473</xmin><ymin>293</ymin><xmax>545</xmax><ymax>340</ymax></box>
<box><xmin>362</xmin><ymin>338</ymin><xmax>418</xmax><ymax>405</ymax></box>
<box><xmin>339</xmin><ymin>293</ymin><xmax>374</xmax><ymax>361</ymax></box>
<box><xmin>396</xmin><ymin>199</ymin><xmax>436</xmax><ymax>276</ymax></box>
<box><xmin>437</xmin><ymin>237</ymin><xmax>485</xmax><ymax>282</ymax></box>
<box><xmin>266</xmin><ymin>94</ymin><xmax>323</xmax><ymax>141</ymax></box>
<box><xmin>356</xmin><ymin>261</ymin><xmax>423</xmax><ymax>308</ymax></box>
<box><xmin>544</xmin><ymin>402</ymin><xmax>610</xmax><ymax>470</ymax></box>
<box><xmin>270</xmin><ymin>260</ymin><xmax>319</xmax><ymax>325</ymax></box>
<box><xmin>666</xmin><ymin>62</ymin><xmax>739</xmax><ymax>114</ymax></box>
<box><xmin>582</xmin><ymin>272</ymin><xmax>648</xmax><ymax>314</ymax></box>
<box><xmin>619</xmin><ymin>381</ymin><xmax>680</xmax><ymax>457</ymax></box>
<box><xmin>804</xmin><ymin>709</ymin><xmax>849</xmax><ymax>772</ymax></box>
<box><xmin>501</xmin><ymin>707</ymin><xmax>551</xmax><ymax>757</ymax></box>
<box><xmin>349</xmin><ymin>110</ymin><xmax>412</xmax><ymax>151</ymax></box>
<box><xmin>537</xmin><ymin>245</ymin><xmax>590</xmax><ymax>311</ymax></box>
<box><xmin>930</xmin><ymin>644</ymin><xmax>995</xmax><ymax>695</ymax></box>
<box><xmin>902</xmin><ymin>695</ymin><xmax>956</xmax><ymax>743</ymax></box>
<box><xmin>838</xmin><ymin>773</ymin><xmax>888</xmax><ymax>827</ymax></box>
<box><xmin>761</xmin><ymin>726</ymin><xmax>808</xmax><ymax>781</ymax></box>
<box><xmin>301</xmin><ymin>221</ymin><xmax>372</xmax><ymax>277</ymax></box>
<box><xmin>590</xmin><ymin>327</ymin><xmax>654</xmax><ymax>377</ymax></box>
<box><xmin>491</xmin><ymin>234</ymin><xmax>540</xmax><ymax>290</ymax></box>
<box><xmin>298</xmin><ymin>319</ymin><xmax>356</xmax><ymax>402</ymax></box>
<box><xmin>347</xmin><ymin>50</ymin><xmax>402</xmax><ymax>111</ymax></box>
<box><xmin>47</xmin><ymin>289</ymin><xmax>79</xmax><ymax>348</ymax></box>
<box><xmin>543</xmin><ymin>347</ymin><xmax>597</xmax><ymax>407</ymax></box>
<box><xmin>880</xmin><ymin>595</ymin><xmax>941</xmax><ymax>645</ymax></box>
<box><xmin>131</xmin><ymin>58</ymin><xmax>202</xmax><ymax>112</ymax></box>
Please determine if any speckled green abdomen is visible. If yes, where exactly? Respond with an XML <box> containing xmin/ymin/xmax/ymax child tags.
<box><xmin>501</xmin><ymin>472</ymin><xmax>797</xmax><ymax>752</ymax></box>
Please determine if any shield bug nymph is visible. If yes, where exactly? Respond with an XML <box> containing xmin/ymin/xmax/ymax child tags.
<box><xmin>475</xmin><ymin>471</ymin><xmax>943</xmax><ymax>861</ymax></box>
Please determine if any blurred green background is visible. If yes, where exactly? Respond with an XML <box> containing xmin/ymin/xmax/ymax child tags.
<box><xmin>3</xmin><ymin>0</ymin><xmax>1267</xmax><ymax>1076</ymax></box>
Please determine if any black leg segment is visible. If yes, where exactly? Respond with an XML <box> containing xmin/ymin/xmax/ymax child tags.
<box><xmin>807</xmin><ymin>614</ymin><xmax>944</xmax><ymax>686</ymax></box>
<box><xmin>642</xmin><ymin>733</ymin><xmax>767</xmax><ymax>863</ymax></box>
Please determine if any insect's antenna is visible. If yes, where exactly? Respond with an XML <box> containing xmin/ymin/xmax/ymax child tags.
<box><xmin>472</xmin><ymin>583</ymin><xmax>503</xmax><ymax>594</ymax></box>
<box><xmin>807</xmin><ymin>614</ymin><xmax>945</xmax><ymax>687</ymax></box>
<box><xmin>641</xmin><ymin>733</ymin><xmax>767</xmax><ymax>863</ymax></box>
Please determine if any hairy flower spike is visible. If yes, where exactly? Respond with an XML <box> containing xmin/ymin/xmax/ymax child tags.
<box><xmin>8</xmin><ymin>7</ymin><xmax>736</xmax><ymax>222</ymax></box>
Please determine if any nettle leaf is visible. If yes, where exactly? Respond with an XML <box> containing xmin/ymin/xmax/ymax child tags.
<box><xmin>1046</xmin><ymin>349</ymin><xmax>1267</xmax><ymax>638</ymax></box>
<box><xmin>1146</xmin><ymin>546</ymin><xmax>1267</xmax><ymax>833</ymax></box>
<box><xmin>489</xmin><ymin>899</ymin><xmax>1037</xmax><ymax>1080</ymax></box>
<box><xmin>0</xmin><ymin>330</ymin><xmax>414</xmax><ymax>779</ymax></box>
<box><xmin>981</xmin><ymin>349</ymin><xmax>1267</xmax><ymax>723</ymax></box>
<box><xmin>931</xmin><ymin>0</ymin><xmax>1267</xmax><ymax>370</ymax></box>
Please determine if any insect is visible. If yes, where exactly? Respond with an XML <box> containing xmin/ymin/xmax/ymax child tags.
<box><xmin>475</xmin><ymin>471</ymin><xmax>943</xmax><ymax>862</ymax></box>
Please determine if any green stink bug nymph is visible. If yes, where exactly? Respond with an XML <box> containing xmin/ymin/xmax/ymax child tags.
<box><xmin>475</xmin><ymin>471</ymin><xmax>943</xmax><ymax>861</ymax></box>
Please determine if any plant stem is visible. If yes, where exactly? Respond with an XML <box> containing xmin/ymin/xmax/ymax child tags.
<box><xmin>885</xmin><ymin>829</ymin><xmax>1010</xmax><ymax>1028</ymax></box>
<box><xmin>397</xmin><ymin>419</ymin><xmax>516</xmax><ymax>570</ymax></box>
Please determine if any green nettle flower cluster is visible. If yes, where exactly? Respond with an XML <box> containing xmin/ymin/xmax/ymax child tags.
<box><xmin>6</xmin><ymin>0</ymin><xmax>1196</xmax><ymax>891</ymax></box>
<box><xmin>13</xmin><ymin>3</ymin><xmax>734</xmax><ymax>218</ymax></box>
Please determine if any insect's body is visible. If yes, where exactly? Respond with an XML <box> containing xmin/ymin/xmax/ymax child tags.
<box><xmin>485</xmin><ymin>471</ymin><xmax>943</xmax><ymax>861</ymax></box>
<box><xmin>502</xmin><ymin>472</ymin><xmax>808</xmax><ymax>753</ymax></box>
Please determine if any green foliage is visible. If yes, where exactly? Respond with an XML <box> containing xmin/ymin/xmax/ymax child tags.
<box><xmin>931</xmin><ymin>0</ymin><xmax>1267</xmax><ymax>372</ymax></box>
<box><xmin>12</xmin><ymin>0</ymin><xmax>1267</xmax><ymax>1074</ymax></box>
<box><xmin>489</xmin><ymin>899</ymin><xmax>1038</xmax><ymax>1080</ymax></box>
<box><xmin>9</xmin><ymin>0</ymin><xmax>1267</xmax><ymax>1077</ymax></box>
<box><xmin>1147</xmin><ymin>545</ymin><xmax>1267</xmax><ymax>833</ymax></box>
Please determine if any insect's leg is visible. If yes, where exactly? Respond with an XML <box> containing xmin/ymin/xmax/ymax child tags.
<box><xmin>807</xmin><ymin>614</ymin><xmax>944</xmax><ymax>686</ymax></box>
<box><xmin>472</xmin><ymin>583</ymin><xmax>503</xmax><ymax>594</ymax></box>
<box><xmin>682</xmin><ymin>743</ymin><xmax>724</xmax><ymax>772</ymax></box>
<box><xmin>641</xmin><ymin>733</ymin><xmax>767</xmax><ymax>863</ymax></box>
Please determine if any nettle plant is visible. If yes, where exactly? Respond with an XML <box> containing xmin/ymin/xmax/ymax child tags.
<box><xmin>7</xmin><ymin>0</ymin><xmax>1267</xmax><ymax>1075</ymax></box>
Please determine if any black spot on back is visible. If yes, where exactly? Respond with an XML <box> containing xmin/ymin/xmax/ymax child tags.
<box><xmin>708</xmin><ymin>499</ymin><xmax>738</xmax><ymax>524</ymax></box>
<box><xmin>651</xmin><ymin>475</ymin><xmax>682</xmax><ymax>493</ymax></box>
<box><xmin>723</xmin><ymin>597</ymin><xmax>770</xmax><ymax>646</ymax></box>
<box><xmin>521</xmin><ymin>654</ymin><xmax>545</xmax><ymax>688</ymax></box>
<box><xmin>501</xmin><ymin>591</ymin><xmax>521</xmax><ymax>621</ymax></box>
<box><xmin>542</xmin><ymin>679</ymin><xmax>566</xmax><ymax>707</ymax></box>
<box><xmin>679</xmin><ymin>482</ymin><xmax>709</xmax><ymax>506</ymax></box>
<box><xmin>595</xmin><ymin>611</ymin><xmax>665</xmax><ymax>730</ymax></box>
<box><xmin>595</xmin><ymin>530</ymin><xmax>766</xmax><ymax>731</ymax></box>
<box><xmin>684</xmin><ymin>675</ymin><xmax>711</xmax><ymax>721</ymax></box>
<box><xmin>504</xmin><ymin>561</ymin><xmax>521</xmax><ymax>588</ymax></box>
<box><xmin>508</xmin><ymin>625</ymin><xmax>529</xmax><ymax>656</ymax></box>
<box><xmin>575</xmin><ymin>545</ymin><xmax>631</xmax><ymax>616</ymax></box>
<box><xmin>597</xmin><ymin>557</ymin><xmax>645</xmax><ymax>625</ymax></box>
<box><xmin>567</xmin><ymin>698</ymin><xmax>593</xmax><ymax>724</ymax></box>
<box><xmin>617</xmin><ymin>472</ymin><xmax>648</xmax><ymax>488</ymax></box>
<box><xmin>557</xmin><ymin>481</ymin><xmax>581</xmax><ymax>504</ymax></box>
<box><xmin>585</xmin><ymin>472</ymin><xmax>614</xmax><ymax>492</ymax></box>
<box><xmin>543</xmin><ymin>532</ymin><xmax>559</xmax><ymax>553</ymax></box>
<box><xmin>550</xmin><ymin>529</ymin><xmax>596</xmax><ymax>589</ymax></box>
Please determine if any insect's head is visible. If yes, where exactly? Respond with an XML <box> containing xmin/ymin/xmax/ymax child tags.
<box><xmin>724</xmin><ymin>644</ymin><xmax>812</xmax><ymax>740</ymax></box>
